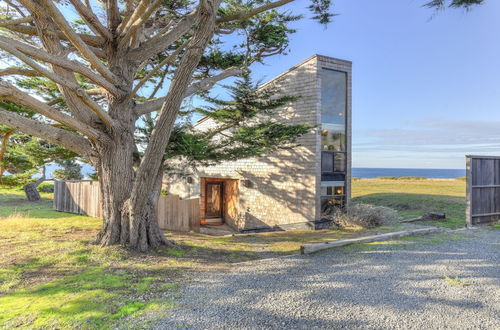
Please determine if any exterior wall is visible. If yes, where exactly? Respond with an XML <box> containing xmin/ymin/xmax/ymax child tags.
<box><xmin>166</xmin><ymin>55</ymin><xmax>352</xmax><ymax>231</ymax></box>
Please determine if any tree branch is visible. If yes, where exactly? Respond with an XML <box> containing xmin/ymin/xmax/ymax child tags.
<box><xmin>0</xmin><ymin>39</ymin><xmax>115</xmax><ymax>129</ymax></box>
<box><xmin>135</xmin><ymin>66</ymin><xmax>243</xmax><ymax>116</ymax></box>
<box><xmin>0</xmin><ymin>106</ymin><xmax>92</xmax><ymax>158</ymax></box>
<box><xmin>0</xmin><ymin>16</ymin><xmax>33</xmax><ymax>27</ymax></box>
<box><xmin>0</xmin><ymin>68</ymin><xmax>40</xmax><ymax>77</ymax></box>
<box><xmin>129</xmin><ymin>10</ymin><xmax>198</xmax><ymax>61</ymax></box>
<box><xmin>0</xmin><ymin>36</ymin><xmax>119</xmax><ymax>95</ymax></box>
<box><xmin>118</xmin><ymin>0</ymin><xmax>163</xmax><ymax>49</ymax></box>
<box><xmin>216</xmin><ymin>0</ymin><xmax>294</xmax><ymax>23</ymax></box>
<box><xmin>185</xmin><ymin>66</ymin><xmax>243</xmax><ymax>97</ymax></box>
<box><xmin>131</xmin><ymin>38</ymin><xmax>190</xmax><ymax>97</ymax></box>
<box><xmin>117</xmin><ymin>0</ymin><xmax>149</xmax><ymax>35</ymax></box>
<box><xmin>4</xmin><ymin>0</ymin><xmax>28</xmax><ymax>18</ymax></box>
<box><xmin>69</xmin><ymin>0</ymin><xmax>112</xmax><ymax>40</ymax></box>
<box><xmin>0</xmin><ymin>81</ymin><xmax>107</xmax><ymax>142</ymax></box>
<box><xmin>41</xmin><ymin>0</ymin><xmax>118</xmax><ymax>84</ymax></box>
<box><xmin>3</xmin><ymin>24</ymin><xmax>104</xmax><ymax>48</ymax></box>
<box><xmin>106</xmin><ymin>0</ymin><xmax>121</xmax><ymax>32</ymax></box>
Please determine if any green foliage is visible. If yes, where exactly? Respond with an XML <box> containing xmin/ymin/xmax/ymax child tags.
<box><xmin>53</xmin><ymin>159</ymin><xmax>83</xmax><ymax>181</ymax></box>
<box><xmin>37</xmin><ymin>182</ymin><xmax>54</xmax><ymax>193</ymax></box>
<box><xmin>425</xmin><ymin>0</ymin><xmax>484</xmax><ymax>10</ymax></box>
<box><xmin>376</xmin><ymin>176</ymin><xmax>427</xmax><ymax>180</ymax></box>
<box><xmin>88</xmin><ymin>172</ymin><xmax>98</xmax><ymax>181</ymax></box>
<box><xmin>308</xmin><ymin>0</ymin><xmax>336</xmax><ymax>24</ymax></box>
<box><xmin>1</xmin><ymin>133</ymin><xmax>76</xmax><ymax>187</ymax></box>
<box><xmin>157</xmin><ymin>73</ymin><xmax>311</xmax><ymax>167</ymax></box>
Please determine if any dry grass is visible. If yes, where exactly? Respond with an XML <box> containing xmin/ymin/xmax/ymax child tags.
<box><xmin>332</xmin><ymin>203</ymin><xmax>398</xmax><ymax>229</ymax></box>
<box><xmin>352</xmin><ymin>178</ymin><xmax>466</xmax><ymax>228</ymax></box>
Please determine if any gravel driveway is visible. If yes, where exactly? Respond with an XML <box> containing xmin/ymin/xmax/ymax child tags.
<box><xmin>156</xmin><ymin>228</ymin><xmax>499</xmax><ymax>329</ymax></box>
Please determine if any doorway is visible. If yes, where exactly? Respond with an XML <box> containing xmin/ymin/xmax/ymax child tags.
<box><xmin>201</xmin><ymin>178</ymin><xmax>239</xmax><ymax>228</ymax></box>
<box><xmin>205</xmin><ymin>182</ymin><xmax>223</xmax><ymax>221</ymax></box>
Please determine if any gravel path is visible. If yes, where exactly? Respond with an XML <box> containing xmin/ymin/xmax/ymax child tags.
<box><xmin>156</xmin><ymin>228</ymin><xmax>499</xmax><ymax>329</ymax></box>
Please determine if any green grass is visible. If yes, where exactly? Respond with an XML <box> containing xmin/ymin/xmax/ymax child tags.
<box><xmin>352</xmin><ymin>179</ymin><xmax>466</xmax><ymax>228</ymax></box>
<box><xmin>444</xmin><ymin>276</ymin><xmax>472</xmax><ymax>287</ymax></box>
<box><xmin>0</xmin><ymin>187</ymin><xmax>385</xmax><ymax>328</ymax></box>
<box><xmin>0</xmin><ymin>188</ymin><xmax>189</xmax><ymax>328</ymax></box>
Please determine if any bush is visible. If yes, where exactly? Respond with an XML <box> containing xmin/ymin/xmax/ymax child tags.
<box><xmin>37</xmin><ymin>182</ymin><xmax>54</xmax><ymax>193</ymax></box>
<box><xmin>332</xmin><ymin>203</ymin><xmax>398</xmax><ymax>229</ymax></box>
<box><xmin>377</xmin><ymin>176</ymin><xmax>426</xmax><ymax>180</ymax></box>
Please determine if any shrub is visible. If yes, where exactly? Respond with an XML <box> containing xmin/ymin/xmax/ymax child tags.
<box><xmin>398</xmin><ymin>176</ymin><xmax>426</xmax><ymax>180</ymax></box>
<box><xmin>332</xmin><ymin>203</ymin><xmax>398</xmax><ymax>229</ymax></box>
<box><xmin>37</xmin><ymin>182</ymin><xmax>54</xmax><ymax>193</ymax></box>
<box><xmin>377</xmin><ymin>176</ymin><xmax>426</xmax><ymax>180</ymax></box>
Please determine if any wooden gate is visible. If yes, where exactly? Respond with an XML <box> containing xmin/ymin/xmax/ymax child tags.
<box><xmin>54</xmin><ymin>181</ymin><xmax>200</xmax><ymax>231</ymax></box>
<box><xmin>466</xmin><ymin>155</ymin><xmax>500</xmax><ymax>226</ymax></box>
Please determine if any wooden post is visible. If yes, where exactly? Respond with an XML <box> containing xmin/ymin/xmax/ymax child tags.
<box><xmin>466</xmin><ymin>155</ymin><xmax>473</xmax><ymax>228</ymax></box>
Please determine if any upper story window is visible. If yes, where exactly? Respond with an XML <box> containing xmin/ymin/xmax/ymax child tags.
<box><xmin>321</xmin><ymin>68</ymin><xmax>347</xmax><ymax>153</ymax></box>
<box><xmin>321</xmin><ymin>69</ymin><xmax>347</xmax><ymax>127</ymax></box>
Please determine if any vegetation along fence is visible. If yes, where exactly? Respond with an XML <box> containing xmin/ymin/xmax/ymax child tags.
<box><xmin>466</xmin><ymin>155</ymin><xmax>500</xmax><ymax>226</ymax></box>
<box><xmin>54</xmin><ymin>181</ymin><xmax>200</xmax><ymax>232</ymax></box>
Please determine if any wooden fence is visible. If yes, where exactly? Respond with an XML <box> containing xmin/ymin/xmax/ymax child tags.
<box><xmin>53</xmin><ymin>181</ymin><xmax>200</xmax><ymax>232</ymax></box>
<box><xmin>466</xmin><ymin>155</ymin><xmax>500</xmax><ymax>226</ymax></box>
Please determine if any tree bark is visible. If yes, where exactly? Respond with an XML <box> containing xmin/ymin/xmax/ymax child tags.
<box><xmin>92</xmin><ymin>103</ymin><xmax>173</xmax><ymax>251</ymax></box>
<box><xmin>0</xmin><ymin>129</ymin><xmax>14</xmax><ymax>184</ymax></box>
<box><xmin>23</xmin><ymin>166</ymin><xmax>45</xmax><ymax>201</ymax></box>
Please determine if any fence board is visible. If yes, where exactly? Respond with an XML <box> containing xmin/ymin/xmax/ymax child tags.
<box><xmin>54</xmin><ymin>181</ymin><xmax>199</xmax><ymax>231</ymax></box>
<box><xmin>466</xmin><ymin>155</ymin><xmax>500</xmax><ymax>226</ymax></box>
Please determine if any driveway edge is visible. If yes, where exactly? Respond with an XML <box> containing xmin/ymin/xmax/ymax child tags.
<box><xmin>300</xmin><ymin>226</ymin><xmax>444</xmax><ymax>254</ymax></box>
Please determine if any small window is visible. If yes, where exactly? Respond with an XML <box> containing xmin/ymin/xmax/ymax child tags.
<box><xmin>321</xmin><ymin>151</ymin><xmax>334</xmax><ymax>173</ymax></box>
<box><xmin>334</xmin><ymin>153</ymin><xmax>346</xmax><ymax>172</ymax></box>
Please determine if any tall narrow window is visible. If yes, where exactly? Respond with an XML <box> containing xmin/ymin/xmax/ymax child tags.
<box><xmin>321</xmin><ymin>68</ymin><xmax>347</xmax><ymax>212</ymax></box>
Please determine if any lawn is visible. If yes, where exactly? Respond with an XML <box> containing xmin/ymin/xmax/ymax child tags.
<box><xmin>352</xmin><ymin>178</ymin><xmax>466</xmax><ymax>228</ymax></box>
<box><xmin>0</xmin><ymin>179</ymin><xmax>470</xmax><ymax>328</ymax></box>
<box><xmin>0</xmin><ymin>187</ymin><xmax>374</xmax><ymax>329</ymax></box>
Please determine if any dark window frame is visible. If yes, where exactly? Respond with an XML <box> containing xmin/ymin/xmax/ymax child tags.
<box><xmin>321</xmin><ymin>150</ymin><xmax>347</xmax><ymax>180</ymax></box>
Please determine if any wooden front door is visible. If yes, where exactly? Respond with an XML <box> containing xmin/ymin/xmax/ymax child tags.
<box><xmin>205</xmin><ymin>182</ymin><xmax>223</xmax><ymax>218</ymax></box>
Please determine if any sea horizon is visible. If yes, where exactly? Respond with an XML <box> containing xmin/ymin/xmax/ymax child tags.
<box><xmin>40</xmin><ymin>164</ymin><xmax>466</xmax><ymax>180</ymax></box>
<box><xmin>352</xmin><ymin>167</ymin><xmax>465</xmax><ymax>179</ymax></box>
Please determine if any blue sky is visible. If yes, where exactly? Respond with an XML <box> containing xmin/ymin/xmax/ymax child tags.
<box><xmin>246</xmin><ymin>0</ymin><xmax>500</xmax><ymax>169</ymax></box>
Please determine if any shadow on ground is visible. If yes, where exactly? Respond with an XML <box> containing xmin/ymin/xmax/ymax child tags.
<box><xmin>157</xmin><ymin>229</ymin><xmax>499</xmax><ymax>329</ymax></box>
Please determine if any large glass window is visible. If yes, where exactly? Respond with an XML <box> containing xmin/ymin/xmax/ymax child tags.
<box><xmin>320</xmin><ymin>68</ymin><xmax>347</xmax><ymax>213</ymax></box>
<box><xmin>321</xmin><ymin>69</ymin><xmax>347</xmax><ymax>126</ymax></box>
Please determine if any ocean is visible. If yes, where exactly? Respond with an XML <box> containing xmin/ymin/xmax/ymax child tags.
<box><xmin>42</xmin><ymin>164</ymin><xmax>464</xmax><ymax>180</ymax></box>
<box><xmin>352</xmin><ymin>168</ymin><xmax>465</xmax><ymax>179</ymax></box>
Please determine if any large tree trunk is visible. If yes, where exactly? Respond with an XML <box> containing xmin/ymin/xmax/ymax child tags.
<box><xmin>93</xmin><ymin>107</ymin><xmax>173</xmax><ymax>251</ymax></box>
<box><xmin>0</xmin><ymin>129</ymin><xmax>14</xmax><ymax>184</ymax></box>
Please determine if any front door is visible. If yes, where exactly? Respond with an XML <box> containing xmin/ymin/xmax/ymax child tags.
<box><xmin>206</xmin><ymin>182</ymin><xmax>223</xmax><ymax>218</ymax></box>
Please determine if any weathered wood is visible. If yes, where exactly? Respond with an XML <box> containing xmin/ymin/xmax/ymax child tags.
<box><xmin>400</xmin><ymin>212</ymin><xmax>446</xmax><ymax>223</ymax></box>
<box><xmin>466</xmin><ymin>155</ymin><xmax>500</xmax><ymax>226</ymax></box>
<box><xmin>300</xmin><ymin>227</ymin><xmax>442</xmax><ymax>254</ymax></box>
<box><xmin>54</xmin><ymin>181</ymin><xmax>200</xmax><ymax>231</ymax></box>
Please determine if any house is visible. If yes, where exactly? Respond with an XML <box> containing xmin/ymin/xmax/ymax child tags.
<box><xmin>167</xmin><ymin>55</ymin><xmax>352</xmax><ymax>232</ymax></box>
